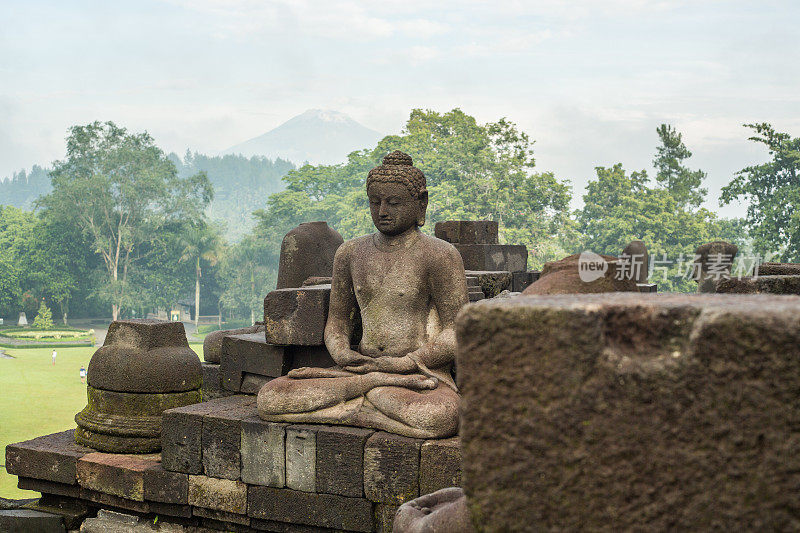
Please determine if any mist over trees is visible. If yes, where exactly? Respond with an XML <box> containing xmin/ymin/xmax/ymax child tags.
<box><xmin>0</xmin><ymin>109</ymin><xmax>795</xmax><ymax>323</ymax></box>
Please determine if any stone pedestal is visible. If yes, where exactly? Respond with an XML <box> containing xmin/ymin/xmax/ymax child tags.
<box><xmin>75</xmin><ymin>320</ymin><xmax>202</xmax><ymax>453</ymax></box>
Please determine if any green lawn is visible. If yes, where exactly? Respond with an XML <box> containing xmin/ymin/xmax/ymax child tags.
<box><xmin>0</xmin><ymin>343</ymin><xmax>203</xmax><ymax>499</ymax></box>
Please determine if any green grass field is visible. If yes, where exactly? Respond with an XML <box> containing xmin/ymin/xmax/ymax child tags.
<box><xmin>0</xmin><ymin>344</ymin><xmax>203</xmax><ymax>499</ymax></box>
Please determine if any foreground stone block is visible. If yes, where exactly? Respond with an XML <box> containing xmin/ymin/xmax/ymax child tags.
<box><xmin>5</xmin><ymin>430</ymin><xmax>91</xmax><ymax>485</ymax></box>
<box><xmin>188</xmin><ymin>475</ymin><xmax>247</xmax><ymax>514</ymax></box>
<box><xmin>456</xmin><ymin>293</ymin><xmax>800</xmax><ymax>531</ymax></box>
<box><xmin>434</xmin><ymin>220</ymin><xmax>499</xmax><ymax>245</ymax></box>
<box><xmin>241</xmin><ymin>418</ymin><xmax>287</xmax><ymax>487</ymax></box>
<box><xmin>76</xmin><ymin>452</ymin><xmax>159</xmax><ymax>501</ymax></box>
<box><xmin>454</xmin><ymin>244</ymin><xmax>527</xmax><ymax>272</ymax></box>
<box><xmin>248</xmin><ymin>486</ymin><xmax>373</xmax><ymax>532</ymax></box>
<box><xmin>27</xmin><ymin>494</ymin><xmax>90</xmax><ymax>530</ymax></box>
<box><xmin>419</xmin><ymin>438</ymin><xmax>461</xmax><ymax>495</ymax></box>
<box><xmin>315</xmin><ymin>426</ymin><xmax>373</xmax><ymax>498</ymax></box>
<box><xmin>161</xmin><ymin>395</ymin><xmax>254</xmax><ymax>474</ymax></box>
<box><xmin>17</xmin><ymin>478</ymin><xmax>80</xmax><ymax>499</ymax></box>
<box><xmin>202</xmin><ymin>400</ymin><xmax>258</xmax><ymax>479</ymax></box>
<box><xmin>364</xmin><ymin>432</ymin><xmax>421</xmax><ymax>505</ymax></box>
<box><xmin>715</xmin><ymin>275</ymin><xmax>800</xmax><ymax>295</ymax></box>
<box><xmin>263</xmin><ymin>286</ymin><xmax>330</xmax><ymax>345</ymax></box>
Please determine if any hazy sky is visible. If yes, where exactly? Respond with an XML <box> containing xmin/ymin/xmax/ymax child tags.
<box><xmin>2</xmin><ymin>0</ymin><xmax>799</xmax><ymax>216</ymax></box>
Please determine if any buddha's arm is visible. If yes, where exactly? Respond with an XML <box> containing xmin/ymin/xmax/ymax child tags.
<box><xmin>407</xmin><ymin>245</ymin><xmax>469</xmax><ymax>370</ymax></box>
<box><xmin>324</xmin><ymin>245</ymin><xmax>371</xmax><ymax>368</ymax></box>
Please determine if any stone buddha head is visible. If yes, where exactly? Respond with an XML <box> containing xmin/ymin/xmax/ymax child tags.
<box><xmin>366</xmin><ymin>151</ymin><xmax>428</xmax><ymax>236</ymax></box>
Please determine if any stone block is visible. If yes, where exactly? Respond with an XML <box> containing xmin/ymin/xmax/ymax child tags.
<box><xmin>221</xmin><ymin>334</ymin><xmax>290</xmax><ymax>392</ymax></box>
<box><xmin>315</xmin><ymin>426</ymin><xmax>373</xmax><ymax>497</ymax></box>
<box><xmin>465</xmin><ymin>270</ymin><xmax>513</xmax><ymax>297</ymax></box>
<box><xmin>263</xmin><ymin>286</ymin><xmax>330</xmax><ymax>345</ymax></box>
<box><xmin>240</xmin><ymin>374</ymin><xmax>272</xmax><ymax>394</ymax></box>
<box><xmin>512</xmin><ymin>270</ymin><xmax>540</xmax><ymax>292</ymax></box>
<box><xmin>374</xmin><ymin>504</ymin><xmax>399</xmax><ymax>533</ymax></box>
<box><xmin>194</xmin><ymin>506</ymin><xmax>250</xmax><ymax>526</ymax></box>
<box><xmin>0</xmin><ymin>509</ymin><xmax>65</xmax><ymax>533</ymax></box>
<box><xmin>456</xmin><ymin>292</ymin><xmax>800</xmax><ymax>531</ymax></box>
<box><xmin>434</xmin><ymin>220</ymin><xmax>499</xmax><ymax>245</ymax></box>
<box><xmin>188</xmin><ymin>475</ymin><xmax>247</xmax><ymax>514</ymax></box>
<box><xmin>26</xmin><ymin>494</ymin><xmax>90</xmax><ymax>530</ymax></box>
<box><xmin>76</xmin><ymin>452</ymin><xmax>159</xmax><ymax>501</ymax></box>
<box><xmin>286</xmin><ymin>345</ymin><xmax>336</xmax><ymax>371</ymax></box>
<box><xmin>17</xmin><ymin>478</ymin><xmax>80</xmax><ymax>499</ymax></box>
<box><xmin>161</xmin><ymin>395</ymin><xmax>253</xmax><ymax>474</ymax></box>
<box><xmin>202</xmin><ymin>400</ymin><xmax>258</xmax><ymax>480</ymax></box>
<box><xmin>276</xmin><ymin>221</ymin><xmax>343</xmax><ymax>290</ymax></box>
<box><xmin>5</xmin><ymin>430</ymin><xmax>92</xmax><ymax>485</ymax></box>
<box><xmin>203</xmin><ymin>325</ymin><xmax>264</xmax><ymax>363</ymax></box>
<box><xmin>201</xmin><ymin>362</ymin><xmax>223</xmax><ymax>400</ymax></box>
<box><xmin>241</xmin><ymin>418</ymin><xmax>287</xmax><ymax>487</ymax></box>
<box><xmin>757</xmin><ymin>262</ymin><xmax>800</xmax><ymax>275</ymax></box>
<box><xmin>454</xmin><ymin>244</ymin><xmax>527</xmax><ymax>272</ymax></box>
<box><xmin>715</xmin><ymin>275</ymin><xmax>800</xmax><ymax>295</ymax></box>
<box><xmin>248</xmin><ymin>486</ymin><xmax>373</xmax><ymax>532</ymax></box>
<box><xmin>285</xmin><ymin>425</ymin><xmax>317</xmax><ymax>492</ymax></box>
<box><xmin>637</xmin><ymin>283</ymin><xmax>658</xmax><ymax>293</ymax></box>
<box><xmin>79</xmin><ymin>487</ymin><xmax>150</xmax><ymax>514</ymax></box>
<box><xmin>419</xmin><ymin>438</ymin><xmax>462</xmax><ymax>495</ymax></box>
<box><xmin>143</xmin><ymin>463</ymin><xmax>188</xmax><ymax>504</ymax></box>
<box><xmin>250</xmin><ymin>518</ymin><xmax>332</xmax><ymax>532</ymax></box>
<box><xmin>364</xmin><ymin>432</ymin><xmax>421</xmax><ymax>505</ymax></box>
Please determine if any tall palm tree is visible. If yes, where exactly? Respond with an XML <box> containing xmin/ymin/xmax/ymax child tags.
<box><xmin>178</xmin><ymin>223</ymin><xmax>225</xmax><ymax>327</ymax></box>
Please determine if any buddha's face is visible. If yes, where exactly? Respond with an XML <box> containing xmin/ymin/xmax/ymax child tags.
<box><xmin>368</xmin><ymin>182</ymin><xmax>427</xmax><ymax>236</ymax></box>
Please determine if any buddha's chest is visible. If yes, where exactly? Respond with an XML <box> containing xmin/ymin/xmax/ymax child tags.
<box><xmin>350</xmin><ymin>253</ymin><xmax>429</xmax><ymax>308</ymax></box>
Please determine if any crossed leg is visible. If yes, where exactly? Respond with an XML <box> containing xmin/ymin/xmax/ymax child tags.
<box><xmin>256</xmin><ymin>367</ymin><xmax>459</xmax><ymax>439</ymax></box>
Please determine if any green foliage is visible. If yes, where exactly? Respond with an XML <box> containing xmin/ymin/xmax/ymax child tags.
<box><xmin>254</xmin><ymin>108</ymin><xmax>574</xmax><ymax>268</ymax></box>
<box><xmin>720</xmin><ymin>123</ymin><xmax>800</xmax><ymax>262</ymax></box>
<box><xmin>173</xmin><ymin>152</ymin><xmax>295</xmax><ymax>242</ymax></box>
<box><xmin>0</xmin><ymin>165</ymin><xmax>51</xmax><ymax>210</ymax></box>
<box><xmin>217</xmin><ymin>234</ymin><xmax>277</xmax><ymax>323</ymax></box>
<box><xmin>32</xmin><ymin>300</ymin><xmax>53</xmax><ymax>329</ymax></box>
<box><xmin>579</xmin><ymin>126</ymin><xmax>746</xmax><ymax>292</ymax></box>
<box><xmin>38</xmin><ymin>121</ymin><xmax>214</xmax><ymax>320</ymax></box>
<box><xmin>653</xmin><ymin>124</ymin><xmax>707</xmax><ymax>208</ymax></box>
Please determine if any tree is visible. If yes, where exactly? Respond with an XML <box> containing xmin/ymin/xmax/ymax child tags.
<box><xmin>254</xmin><ymin>109</ymin><xmax>574</xmax><ymax>268</ymax></box>
<box><xmin>32</xmin><ymin>299</ymin><xmax>54</xmax><ymax>329</ymax></box>
<box><xmin>720</xmin><ymin>123</ymin><xmax>800</xmax><ymax>262</ymax></box>
<box><xmin>218</xmin><ymin>234</ymin><xmax>277</xmax><ymax>324</ymax></box>
<box><xmin>38</xmin><ymin>122</ymin><xmax>213</xmax><ymax>320</ymax></box>
<box><xmin>579</xmin><ymin>126</ymin><xmax>745</xmax><ymax>292</ymax></box>
<box><xmin>178</xmin><ymin>222</ymin><xmax>225</xmax><ymax>326</ymax></box>
<box><xmin>653</xmin><ymin>124</ymin><xmax>707</xmax><ymax>208</ymax></box>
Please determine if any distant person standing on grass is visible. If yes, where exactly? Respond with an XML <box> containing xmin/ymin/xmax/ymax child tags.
<box><xmin>80</xmin><ymin>366</ymin><xmax>87</xmax><ymax>383</ymax></box>
<box><xmin>52</xmin><ymin>349</ymin><xmax>57</xmax><ymax>365</ymax></box>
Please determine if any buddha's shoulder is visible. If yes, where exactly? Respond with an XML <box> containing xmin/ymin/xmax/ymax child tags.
<box><xmin>419</xmin><ymin>234</ymin><xmax>462</xmax><ymax>260</ymax></box>
<box><xmin>337</xmin><ymin>234</ymin><xmax>373</xmax><ymax>256</ymax></box>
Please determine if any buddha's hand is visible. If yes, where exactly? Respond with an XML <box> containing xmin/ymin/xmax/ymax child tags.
<box><xmin>332</xmin><ymin>348</ymin><xmax>374</xmax><ymax>369</ymax></box>
<box><xmin>344</xmin><ymin>355</ymin><xmax>417</xmax><ymax>374</ymax></box>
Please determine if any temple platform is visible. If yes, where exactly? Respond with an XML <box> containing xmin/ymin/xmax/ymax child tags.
<box><xmin>5</xmin><ymin>395</ymin><xmax>461</xmax><ymax>532</ymax></box>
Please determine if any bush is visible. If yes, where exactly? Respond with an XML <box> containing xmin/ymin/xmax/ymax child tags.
<box><xmin>32</xmin><ymin>301</ymin><xmax>54</xmax><ymax>330</ymax></box>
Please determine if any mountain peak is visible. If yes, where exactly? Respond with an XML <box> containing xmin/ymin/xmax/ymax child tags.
<box><xmin>223</xmin><ymin>110</ymin><xmax>382</xmax><ymax>165</ymax></box>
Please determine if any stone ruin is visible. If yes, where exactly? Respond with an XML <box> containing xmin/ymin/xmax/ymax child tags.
<box><xmin>5</xmin><ymin>152</ymin><xmax>800</xmax><ymax>532</ymax></box>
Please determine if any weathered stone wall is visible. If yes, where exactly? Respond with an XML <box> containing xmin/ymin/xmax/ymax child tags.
<box><xmin>456</xmin><ymin>293</ymin><xmax>800</xmax><ymax>531</ymax></box>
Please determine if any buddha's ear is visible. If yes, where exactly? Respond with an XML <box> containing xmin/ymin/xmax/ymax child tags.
<box><xmin>417</xmin><ymin>190</ymin><xmax>428</xmax><ymax>227</ymax></box>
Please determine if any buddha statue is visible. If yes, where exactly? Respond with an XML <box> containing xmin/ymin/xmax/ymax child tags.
<box><xmin>257</xmin><ymin>151</ymin><xmax>468</xmax><ymax>439</ymax></box>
